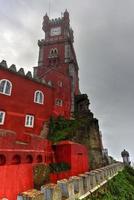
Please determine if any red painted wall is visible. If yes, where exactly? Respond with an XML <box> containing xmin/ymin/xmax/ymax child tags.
<box><xmin>0</xmin><ymin>68</ymin><xmax>54</xmax><ymax>142</ymax></box>
<box><xmin>41</xmin><ymin>69</ymin><xmax>72</xmax><ymax>118</ymax></box>
<box><xmin>53</xmin><ymin>141</ymin><xmax>89</xmax><ymax>175</ymax></box>
<box><xmin>0</xmin><ymin>164</ymin><xmax>33</xmax><ymax>200</ymax></box>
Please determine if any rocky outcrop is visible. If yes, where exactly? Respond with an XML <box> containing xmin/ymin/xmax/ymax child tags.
<box><xmin>73</xmin><ymin>94</ymin><xmax>104</xmax><ymax>169</ymax></box>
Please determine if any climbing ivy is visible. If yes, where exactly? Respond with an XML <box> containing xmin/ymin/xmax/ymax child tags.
<box><xmin>49</xmin><ymin>162</ymin><xmax>71</xmax><ymax>173</ymax></box>
<box><xmin>48</xmin><ymin>116</ymin><xmax>80</xmax><ymax>143</ymax></box>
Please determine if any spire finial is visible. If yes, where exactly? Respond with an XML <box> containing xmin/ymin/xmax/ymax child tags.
<box><xmin>49</xmin><ymin>0</ymin><xmax>51</xmax><ymax>18</ymax></box>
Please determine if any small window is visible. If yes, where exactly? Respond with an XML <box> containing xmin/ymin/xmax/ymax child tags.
<box><xmin>48</xmin><ymin>80</ymin><xmax>52</xmax><ymax>86</ymax></box>
<box><xmin>0</xmin><ymin>79</ymin><xmax>12</xmax><ymax>96</ymax></box>
<box><xmin>0</xmin><ymin>111</ymin><xmax>5</xmax><ymax>125</ymax></box>
<box><xmin>25</xmin><ymin>115</ymin><xmax>34</xmax><ymax>128</ymax></box>
<box><xmin>55</xmin><ymin>99</ymin><xmax>63</xmax><ymax>106</ymax></box>
<box><xmin>58</xmin><ymin>81</ymin><xmax>63</xmax><ymax>87</ymax></box>
<box><xmin>49</xmin><ymin>48</ymin><xmax>58</xmax><ymax>58</ymax></box>
<box><xmin>34</xmin><ymin>90</ymin><xmax>44</xmax><ymax>104</ymax></box>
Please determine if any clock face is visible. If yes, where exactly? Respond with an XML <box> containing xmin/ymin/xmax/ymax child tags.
<box><xmin>50</xmin><ymin>27</ymin><xmax>61</xmax><ymax>36</ymax></box>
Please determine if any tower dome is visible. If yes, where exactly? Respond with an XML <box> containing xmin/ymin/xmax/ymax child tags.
<box><xmin>121</xmin><ymin>149</ymin><xmax>129</xmax><ymax>157</ymax></box>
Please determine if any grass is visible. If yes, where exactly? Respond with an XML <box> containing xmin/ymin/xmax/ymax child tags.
<box><xmin>86</xmin><ymin>166</ymin><xmax>134</xmax><ymax>200</ymax></box>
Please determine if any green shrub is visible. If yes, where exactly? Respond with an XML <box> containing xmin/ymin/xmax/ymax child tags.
<box><xmin>33</xmin><ymin>164</ymin><xmax>50</xmax><ymax>189</ymax></box>
<box><xmin>86</xmin><ymin>166</ymin><xmax>134</xmax><ymax>200</ymax></box>
<box><xmin>48</xmin><ymin>116</ymin><xmax>80</xmax><ymax>142</ymax></box>
<box><xmin>49</xmin><ymin>162</ymin><xmax>71</xmax><ymax>173</ymax></box>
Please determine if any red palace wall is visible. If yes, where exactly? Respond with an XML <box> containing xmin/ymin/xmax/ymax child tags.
<box><xmin>0</xmin><ymin>10</ymin><xmax>90</xmax><ymax>200</ymax></box>
<box><xmin>0</xmin><ymin>68</ymin><xmax>54</xmax><ymax>142</ymax></box>
<box><xmin>42</xmin><ymin>43</ymin><xmax>66</xmax><ymax>70</ymax></box>
<box><xmin>53</xmin><ymin>141</ymin><xmax>89</xmax><ymax>175</ymax></box>
<box><xmin>37</xmin><ymin>67</ymin><xmax>72</xmax><ymax>118</ymax></box>
<box><xmin>0</xmin><ymin>164</ymin><xmax>33</xmax><ymax>200</ymax></box>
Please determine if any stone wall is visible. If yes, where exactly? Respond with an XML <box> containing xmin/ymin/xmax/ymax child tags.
<box><xmin>17</xmin><ymin>163</ymin><xmax>123</xmax><ymax>200</ymax></box>
<box><xmin>74</xmin><ymin>94</ymin><xmax>104</xmax><ymax>170</ymax></box>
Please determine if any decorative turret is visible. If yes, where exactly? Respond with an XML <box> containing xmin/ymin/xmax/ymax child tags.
<box><xmin>121</xmin><ymin>149</ymin><xmax>131</xmax><ymax>166</ymax></box>
<box><xmin>41</xmin><ymin>9</ymin><xmax>73</xmax><ymax>42</ymax></box>
<box><xmin>42</xmin><ymin>13</ymin><xmax>49</xmax><ymax>32</ymax></box>
<box><xmin>64</xmin><ymin>9</ymin><xmax>70</xmax><ymax>27</ymax></box>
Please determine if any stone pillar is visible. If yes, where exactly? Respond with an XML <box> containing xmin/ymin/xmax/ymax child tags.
<box><xmin>88</xmin><ymin>172</ymin><xmax>97</xmax><ymax>189</ymax></box>
<box><xmin>57</xmin><ymin>179</ymin><xmax>75</xmax><ymax>200</ymax></box>
<box><xmin>92</xmin><ymin>170</ymin><xmax>101</xmax><ymax>185</ymax></box>
<box><xmin>101</xmin><ymin>167</ymin><xmax>107</xmax><ymax>179</ymax></box>
<box><xmin>95</xmin><ymin>169</ymin><xmax>104</xmax><ymax>183</ymax></box>
<box><xmin>38</xmin><ymin>40</ymin><xmax>44</xmax><ymax>67</ymax></box>
<box><xmin>79</xmin><ymin>174</ymin><xmax>89</xmax><ymax>192</ymax></box>
<box><xmin>41</xmin><ymin>183</ymin><xmax>62</xmax><ymax>200</ymax></box>
<box><xmin>17</xmin><ymin>196</ymin><xmax>23</xmax><ymax>200</ymax></box>
<box><xmin>105</xmin><ymin>167</ymin><xmax>110</xmax><ymax>178</ymax></box>
<box><xmin>18</xmin><ymin>189</ymin><xmax>44</xmax><ymax>200</ymax></box>
<box><xmin>85</xmin><ymin>172</ymin><xmax>92</xmax><ymax>190</ymax></box>
<box><xmin>69</xmin><ymin>176</ymin><xmax>84</xmax><ymax>197</ymax></box>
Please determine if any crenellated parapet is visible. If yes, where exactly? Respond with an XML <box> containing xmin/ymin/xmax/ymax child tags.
<box><xmin>42</xmin><ymin>9</ymin><xmax>74</xmax><ymax>42</ymax></box>
<box><xmin>0</xmin><ymin>60</ymin><xmax>54</xmax><ymax>87</ymax></box>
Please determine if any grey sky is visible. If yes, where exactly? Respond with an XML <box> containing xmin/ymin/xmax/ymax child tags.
<box><xmin>0</xmin><ymin>0</ymin><xmax>134</xmax><ymax>162</ymax></box>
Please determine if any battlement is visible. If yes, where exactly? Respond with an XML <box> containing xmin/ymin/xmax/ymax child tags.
<box><xmin>42</xmin><ymin>10</ymin><xmax>69</xmax><ymax>32</ymax></box>
<box><xmin>0</xmin><ymin>60</ymin><xmax>53</xmax><ymax>87</ymax></box>
<box><xmin>50</xmin><ymin>17</ymin><xmax>63</xmax><ymax>25</ymax></box>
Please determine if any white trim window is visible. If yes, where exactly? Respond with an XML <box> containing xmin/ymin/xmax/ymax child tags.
<box><xmin>34</xmin><ymin>90</ymin><xmax>44</xmax><ymax>104</ymax></box>
<box><xmin>25</xmin><ymin>115</ymin><xmax>34</xmax><ymax>128</ymax></box>
<box><xmin>58</xmin><ymin>81</ymin><xmax>63</xmax><ymax>87</ymax></box>
<box><xmin>0</xmin><ymin>111</ymin><xmax>5</xmax><ymax>125</ymax></box>
<box><xmin>55</xmin><ymin>99</ymin><xmax>63</xmax><ymax>106</ymax></box>
<box><xmin>0</xmin><ymin>79</ymin><xmax>12</xmax><ymax>96</ymax></box>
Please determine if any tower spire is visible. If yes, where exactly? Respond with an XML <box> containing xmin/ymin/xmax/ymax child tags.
<box><xmin>49</xmin><ymin>0</ymin><xmax>51</xmax><ymax>18</ymax></box>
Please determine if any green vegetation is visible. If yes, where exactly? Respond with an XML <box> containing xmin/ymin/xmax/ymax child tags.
<box><xmin>86</xmin><ymin>166</ymin><xmax>134</xmax><ymax>200</ymax></box>
<box><xmin>49</xmin><ymin>162</ymin><xmax>71</xmax><ymax>173</ymax></box>
<box><xmin>33</xmin><ymin>162</ymin><xmax>70</xmax><ymax>189</ymax></box>
<box><xmin>48</xmin><ymin>116</ymin><xmax>80</xmax><ymax>143</ymax></box>
<box><xmin>33</xmin><ymin>164</ymin><xmax>50</xmax><ymax>189</ymax></box>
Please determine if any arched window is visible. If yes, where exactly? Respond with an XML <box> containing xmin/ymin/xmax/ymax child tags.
<box><xmin>36</xmin><ymin>155</ymin><xmax>43</xmax><ymax>163</ymax></box>
<box><xmin>0</xmin><ymin>111</ymin><xmax>5</xmax><ymax>125</ymax></box>
<box><xmin>0</xmin><ymin>79</ymin><xmax>12</xmax><ymax>96</ymax></box>
<box><xmin>54</xmin><ymin>48</ymin><xmax>58</xmax><ymax>57</ymax></box>
<box><xmin>12</xmin><ymin>155</ymin><xmax>21</xmax><ymax>164</ymax></box>
<box><xmin>55</xmin><ymin>99</ymin><xmax>63</xmax><ymax>106</ymax></box>
<box><xmin>34</xmin><ymin>90</ymin><xmax>44</xmax><ymax>104</ymax></box>
<box><xmin>25</xmin><ymin>155</ymin><xmax>33</xmax><ymax>163</ymax></box>
<box><xmin>49</xmin><ymin>48</ymin><xmax>58</xmax><ymax>58</ymax></box>
<box><xmin>0</xmin><ymin>154</ymin><xmax>6</xmax><ymax>165</ymax></box>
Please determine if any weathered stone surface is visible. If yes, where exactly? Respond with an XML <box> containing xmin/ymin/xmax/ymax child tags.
<box><xmin>18</xmin><ymin>68</ymin><xmax>25</xmax><ymax>75</ymax></box>
<box><xmin>73</xmin><ymin>94</ymin><xmax>104</xmax><ymax>170</ymax></box>
<box><xmin>57</xmin><ymin>179</ymin><xmax>75</xmax><ymax>199</ymax></box>
<box><xmin>9</xmin><ymin>64</ymin><xmax>17</xmax><ymax>72</ymax></box>
<box><xmin>26</xmin><ymin>71</ymin><xmax>32</xmax><ymax>78</ymax></box>
<box><xmin>41</xmin><ymin>183</ymin><xmax>62</xmax><ymax>200</ymax></box>
<box><xmin>69</xmin><ymin>175</ymin><xmax>85</xmax><ymax>198</ymax></box>
<box><xmin>18</xmin><ymin>189</ymin><xmax>44</xmax><ymax>200</ymax></box>
<box><xmin>0</xmin><ymin>60</ymin><xmax>8</xmax><ymax>68</ymax></box>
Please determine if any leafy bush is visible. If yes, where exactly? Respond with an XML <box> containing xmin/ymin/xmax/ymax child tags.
<box><xmin>49</xmin><ymin>162</ymin><xmax>71</xmax><ymax>173</ymax></box>
<box><xmin>48</xmin><ymin>116</ymin><xmax>80</xmax><ymax>142</ymax></box>
<box><xmin>33</xmin><ymin>164</ymin><xmax>50</xmax><ymax>189</ymax></box>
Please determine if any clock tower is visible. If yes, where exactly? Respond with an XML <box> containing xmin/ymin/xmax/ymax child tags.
<box><xmin>34</xmin><ymin>10</ymin><xmax>79</xmax><ymax>118</ymax></box>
